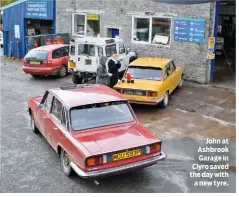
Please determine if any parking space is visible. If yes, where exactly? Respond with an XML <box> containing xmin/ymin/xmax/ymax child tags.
<box><xmin>0</xmin><ymin>48</ymin><xmax>236</xmax><ymax>192</ymax></box>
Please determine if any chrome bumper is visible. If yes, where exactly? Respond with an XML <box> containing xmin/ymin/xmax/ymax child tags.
<box><xmin>70</xmin><ymin>152</ymin><xmax>167</xmax><ymax>179</ymax></box>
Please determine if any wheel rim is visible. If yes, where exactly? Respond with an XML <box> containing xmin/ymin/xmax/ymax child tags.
<box><xmin>62</xmin><ymin>151</ymin><xmax>70</xmax><ymax>171</ymax></box>
<box><xmin>60</xmin><ymin>66</ymin><xmax>66</xmax><ymax>77</ymax></box>
<box><xmin>31</xmin><ymin>116</ymin><xmax>35</xmax><ymax>131</ymax></box>
<box><xmin>164</xmin><ymin>92</ymin><xmax>169</xmax><ymax>106</ymax></box>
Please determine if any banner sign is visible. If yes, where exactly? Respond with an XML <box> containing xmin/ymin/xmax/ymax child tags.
<box><xmin>87</xmin><ymin>15</ymin><xmax>99</xmax><ymax>21</ymax></box>
<box><xmin>174</xmin><ymin>18</ymin><xmax>206</xmax><ymax>44</ymax></box>
<box><xmin>25</xmin><ymin>1</ymin><xmax>48</xmax><ymax>19</ymax></box>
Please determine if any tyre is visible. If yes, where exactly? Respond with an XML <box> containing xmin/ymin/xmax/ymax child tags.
<box><xmin>72</xmin><ymin>73</ymin><xmax>83</xmax><ymax>84</ymax></box>
<box><xmin>58</xmin><ymin>65</ymin><xmax>67</xmax><ymax>78</ymax></box>
<box><xmin>129</xmin><ymin>56</ymin><xmax>137</xmax><ymax>63</ymax></box>
<box><xmin>1</xmin><ymin>45</ymin><xmax>3</xmax><ymax>48</ymax></box>
<box><xmin>31</xmin><ymin>74</ymin><xmax>40</xmax><ymax>78</ymax></box>
<box><xmin>178</xmin><ymin>75</ymin><xmax>183</xmax><ymax>88</ymax></box>
<box><xmin>31</xmin><ymin>114</ymin><xmax>39</xmax><ymax>133</ymax></box>
<box><xmin>60</xmin><ymin>149</ymin><xmax>73</xmax><ymax>176</ymax></box>
<box><xmin>160</xmin><ymin>91</ymin><xmax>169</xmax><ymax>108</ymax></box>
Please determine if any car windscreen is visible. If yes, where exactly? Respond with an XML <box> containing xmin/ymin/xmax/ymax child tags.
<box><xmin>70</xmin><ymin>101</ymin><xmax>134</xmax><ymax>131</ymax></box>
<box><xmin>25</xmin><ymin>50</ymin><xmax>48</xmax><ymax>60</ymax></box>
<box><xmin>78</xmin><ymin>44</ymin><xmax>95</xmax><ymax>56</ymax></box>
<box><xmin>126</xmin><ymin>66</ymin><xmax>162</xmax><ymax>81</ymax></box>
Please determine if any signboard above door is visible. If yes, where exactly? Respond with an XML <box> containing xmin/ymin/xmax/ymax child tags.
<box><xmin>174</xmin><ymin>18</ymin><xmax>206</xmax><ymax>44</ymax></box>
<box><xmin>25</xmin><ymin>1</ymin><xmax>48</xmax><ymax>19</ymax></box>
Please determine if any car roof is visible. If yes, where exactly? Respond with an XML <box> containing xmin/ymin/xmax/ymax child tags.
<box><xmin>32</xmin><ymin>44</ymin><xmax>69</xmax><ymax>51</ymax></box>
<box><xmin>72</xmin><ymin>36</ymin><xmax>122</xmax><ymax>45</ymax></box>
<box><xmin>49</xmin><ymin>84</ymin><xmax>127</xmax><ymax>109</ymax></box>
<box><xmin>129</xmin><ymin>57</ymin><xmax>172</xmax><ymax>69</ymax></box>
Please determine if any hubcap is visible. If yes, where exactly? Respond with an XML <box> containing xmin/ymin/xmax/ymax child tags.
<box><xmin>60</xmin><ymin>67</ymin><xmax>66</xmax><ymax>77</ymax></box>
<box><xmin>164</xmin><ymin>93</ymin><xmax>168</xmax><ymax>106</ymax></box>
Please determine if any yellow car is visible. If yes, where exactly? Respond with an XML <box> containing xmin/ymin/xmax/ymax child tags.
<box><xmin>114</xmin><ymin>57</ymin><xmax>184</xmax><ymax>107</ymax></box>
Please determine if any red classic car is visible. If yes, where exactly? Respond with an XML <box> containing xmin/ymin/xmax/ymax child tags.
<box><xmin>28</xmin><ymin>84</ymin><xmax>166</xmax><ymax>178</ymax></box>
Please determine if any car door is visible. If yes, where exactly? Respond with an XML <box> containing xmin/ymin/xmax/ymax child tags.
<box><xmin>163</xmin><ymin>64</ymin><xmax>175</xmax><ymax>94</ymax></box>
<box><xmin>36</xmin><ymin>91</ymin><xmax>54</xmax><ymax>138</ymax></box>
<box><xmin>52</xmin><ymin>48</ymin><xmax>63</xmax><ymax>67</ymax></box>
<box><xmin>45</xmin><ymin>97</ymin><xmax>64</xmax><ymax>149</ymax></box>
<box><xmin>60</xmin><ymin>46</ymin><xmax>70</xmax><ymax>67</ymax></box>
<box><xmin>168</xmin><ymin>61</ymin><xmax>179</xmax><ymax>90</ymax></box>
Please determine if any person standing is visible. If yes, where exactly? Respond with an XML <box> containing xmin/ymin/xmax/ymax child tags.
<box><xmin>108</xmin><ymin>54</ymin><xmax>121</xmax><ymax>88</ymax></box>
<box><xmin>96</xmin><ymin>56</ymin><xmax>111</xmax><ymax>86</ymax></box>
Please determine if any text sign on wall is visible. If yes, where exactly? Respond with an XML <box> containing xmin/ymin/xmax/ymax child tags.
<box><xmin>25</xmin><ymin>1</ymin><xmax>48</xmax><ymax>19</ymax></box>
<box><xmin>174</xmin><ymin>18</ymin><xmax>206</xmax><ymax>44</ymax></box>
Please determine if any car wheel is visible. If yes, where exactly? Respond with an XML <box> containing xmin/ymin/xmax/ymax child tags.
<box><xmin>178</xmin><ymin>76</ymin><xmax>183</xmax><ymax>88</ymax></box>
<box><xmin>60</xmin><ymin>150</ymin><xmax>73</xmax><ymax>176</ymax></box>
<box><xmin>160</xmin><ymin>91</ymin><xmax>169</xmax><ymax>108</ymax></box>
<box><xmin>72</xmin><ymin>74</ymin><xmax>83</xmax><ymax>84</ymax></box>
<box><xmin>58</xmin><ymin>65</ymin><xmax>67</xmax><ymax>78</ymax></box>
<box><xmin>31</xmin><ymin>115</ymin><xmax>39</xmax><ymax>133</ymax></box>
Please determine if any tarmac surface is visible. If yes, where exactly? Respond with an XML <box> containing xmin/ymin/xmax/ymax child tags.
<box><xmin>0</xmin><ymin>49</ymin><xmax>236</xmax><ymax>192</ymax></box>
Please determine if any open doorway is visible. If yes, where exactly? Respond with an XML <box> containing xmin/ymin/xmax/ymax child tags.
<box><xmin>213</xmin><ymin>0</ymin><xmax>236</xmax><ymax>87</ymax></box>
<box><xmin>107</xmin><ymin>28</ymin><xmax>119</xmax><ymax>38</ymax></box>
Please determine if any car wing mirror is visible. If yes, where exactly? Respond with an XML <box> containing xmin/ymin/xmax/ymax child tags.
<box><xmin>126</xmin><ymin>48</ymin><xmax>130</xmax><ymax>54</ymax></box>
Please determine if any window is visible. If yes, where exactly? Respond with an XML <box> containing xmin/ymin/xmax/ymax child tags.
<box><xmin>132</xmin><ymin>16</ymin><xmax>172</xmax><ymax>45</ymax></box>
<box><xmin>52</xmin><ymin>49</ymin><xmax>61</xmax><ymax>59</ymax></box>
<box><xmin>42</xmin><ymin>92</ymin><xmax>54</xmax><ymax>112</ymax></box>
<box><xmin>78</xmin><ymin>44</ymin><xmax>95</xmax><ymax>56</ymax></box>
<box><xmin>132</xmin><ymin>18</ymin><xmax>150</xmax><ymax>42</ymax></box>
<box><xmin>127</xmin><ymin>66</ymin><xmax>162</xmax><ymax>81</ymax></box>
<box><xmin>168</xmin><ymin>61</ymin><xmax>176</xmax><ymax>72</ymax></box>
<box><xmin>70</xmin><ymin>45</ymin><xmax>75</xmax><ymax>56</ymax></box>
<box><xmin>119</xmin><ymin>42</ymin><xmax>125</xmax><ymax>54</ymax></box>
<box><xmin>25</xmin><ymin>50</ymin><xmax>48</xmax><ymax>60</ymax></box>
<box><xmin>98</xmin><ymin>46</ymin><xmax>103</xmax><ymax>57</ymax></box>
<box><xmin>165</xmin><ymin>64</ymin><xmax>174</xmax><ymax>78</ymax></box>
<box><xmin>152</xmin><ymin>18</ymin><xmax>171</xmax><ymax>45</ymax></box>
<box><xmin>70</xmin><ymin>101</ymin><xmax>134</xmax><ymax>131</ymax></box>
<box><xmin>105</xmin><ymin>44</ymin><xmax>117</xmax><ymax>57</ymax></box>
<box><xmin>51</xmin><ymin>98</ymin><xmax>63</xmax><ymax>121</ymax></box>
<box><xmin>61</xmin><ymin>46</ymin><xmax>69</xmax><ymax>57</ymax></box>
<box><xmin>73</xmin><ymin>14</ymin><xmax>100</xmax><ymax>36</ymax></box>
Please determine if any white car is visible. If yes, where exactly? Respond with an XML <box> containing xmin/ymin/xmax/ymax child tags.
<box><xmin>0</xmin><ymin>31</ymin><xmax>3</xmax><ymax>48</ymax></box>
<box><xmin>68</xmin><ymin>36</ymin><xmax>137</xmax><ymax>84</ymax></box>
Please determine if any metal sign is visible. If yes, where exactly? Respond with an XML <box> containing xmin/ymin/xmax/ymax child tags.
<box><xmin>25</xmin><ymin>1</ymin><xmax>48</xmax><ymax>19</ymax></box>
<box><xmin>174</xmin><ymin>18</ymin><xmax>206</xmax><ymax>44</ymax></box>
<box><xmin>87</xmin><ymin>15</ymin><xmax>99</xmax><ymax>21</ymax></box>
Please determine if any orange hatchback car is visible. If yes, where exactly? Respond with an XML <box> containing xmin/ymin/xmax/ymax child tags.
<box><xmin>23</xmin><ymin>44</ymin><xmax>69</xmax><ymax>78</ymax></box>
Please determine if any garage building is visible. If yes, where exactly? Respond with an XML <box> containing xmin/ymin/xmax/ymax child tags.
<box><xmin>56</xmin><ymin>0</ymin><xmax>235</xmax><ymax>85</ymax></box>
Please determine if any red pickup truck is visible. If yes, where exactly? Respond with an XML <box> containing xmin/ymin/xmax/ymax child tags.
<box><xmin>27</xmin><ymin>84</ymin><xmax>166</xmax><ymax>178</ymax></box>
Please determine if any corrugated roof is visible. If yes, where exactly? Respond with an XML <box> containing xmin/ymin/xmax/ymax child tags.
<box><xmin>0</xmin><ymin>0</ymin><xmax>27</xmax><ymax>10</ymax></box>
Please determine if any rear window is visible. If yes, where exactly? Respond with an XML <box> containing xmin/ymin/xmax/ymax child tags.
<box><xmin>70</xmin><ymin>101</ymin><xmax>134</xmax><ymax>131</ymax></box>
<box><xmin>25</xmin><ymin>50</ymin><xmax>48</xmax><ymax>60</ymax></box>
<box><xmin>70</xmin><ymin>45</ymin><xmax>75</xmax><ymax>56</ymax></box>
<box><xmin>126</xmin><ymin>66</ymin><xmax>163</xmax><ymax>81</ymax></box>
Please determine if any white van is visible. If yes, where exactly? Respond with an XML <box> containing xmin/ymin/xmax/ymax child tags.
<box><xmin>68</xmin><ymin>36</ymin><xmax>137</xmax><ymax>84</ymax></box>
<box><xmin>0</xmin><ymin>31</ymin><xmax>3</xmax><ymax>48</ymax></box>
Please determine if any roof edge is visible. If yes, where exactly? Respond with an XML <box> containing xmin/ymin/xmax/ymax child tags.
<box><xmin>0</xmin><ymin>0</ymin><xmax>27</xmax><ymax>11</ymax></box>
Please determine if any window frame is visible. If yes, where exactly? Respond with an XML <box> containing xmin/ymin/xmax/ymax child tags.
<box><xmin>72</xmin><ymin>13</ymin><xmax>100</xmax><ymax>36</ymax></box>
<box><xmin>131</xmin><ymin>15</ymin><xmax>172</xmax><ymax>46</ymax></box>
<box><xmin>105</xmin><ymin>44</ymin><xmax>117</xmax><ymax>57</ymax></box>
<box><xmin>41</xmin><ymin>91</ymin><xmax>54</xmax><ymax>113</ymax></box>
<box><xmin>52</xmin><ymin>48</ymin><xmax>62</xmax><ymax>59</ymax></box>
<box><xmin>60</xmin><ymin>46</ymin><xmax>69</xmax><ymax>57</ymax></box>
<box><xmin>51</xmin><ymin>97</ymin><xmax>63</xmax><ymax>122</ymax></box>
<box><xmin>119</xmin><ymin>42</ymin><xmax>126</xmax><ymax>54</ymax></box>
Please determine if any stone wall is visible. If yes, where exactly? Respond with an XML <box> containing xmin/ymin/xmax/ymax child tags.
<box><xmin>56</xmin><ymin>0</ymin><xmax>215</xmax><ymax>84</ymax></box>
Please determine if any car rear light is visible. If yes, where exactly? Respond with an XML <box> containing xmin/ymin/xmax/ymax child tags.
<box><xmin>86</xmin><ymin>155</ymin><xmax>107</xmax><ymax>167</ymax></box>
<box><xmin>146</xmin><ymin>91</ymin><xmax>157</xmax><ymax>97</ymax></box>
<box><xmin>150</xmin><ymin>143</ymin><xmax>161</xmax><ymax>153</ymax></box>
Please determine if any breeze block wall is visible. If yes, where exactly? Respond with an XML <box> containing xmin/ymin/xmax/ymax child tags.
<box><xmin>56</xmin><ymin>0</ymin><xmax>216</xmax><ymax>84</ymax></box>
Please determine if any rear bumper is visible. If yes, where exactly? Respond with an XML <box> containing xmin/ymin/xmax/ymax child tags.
<box><xmin>70</xmin><ymin>152</ymin><xmax>167</xmax><ymax>179</ymax></box>
<box><xmin>126</xmin><ymin>96</ymin><xmax>164</xmax><ymax>105</ymax></box>
<box><xmin>23</xmin><ymin>66</ymin><xmax>60</xmax><ymax>75</ymax></box>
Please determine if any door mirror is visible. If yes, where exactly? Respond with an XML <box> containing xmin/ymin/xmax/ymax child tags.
<box><xmin>126</xmin><ymin>48</ymin><xmax>130</xmax><ymax>54</ymax></box>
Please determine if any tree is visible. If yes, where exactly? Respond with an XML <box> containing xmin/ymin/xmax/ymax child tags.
<box><xmin>1</xmin><ymin>0</ymin><xmax>18</xmax><ymax>24</ymax></box>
